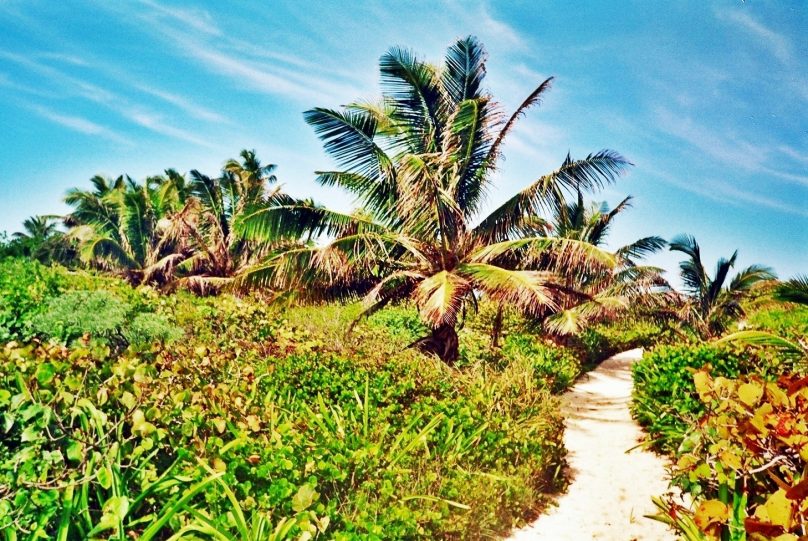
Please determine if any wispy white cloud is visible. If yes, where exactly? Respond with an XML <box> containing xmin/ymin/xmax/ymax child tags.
<box><xmin>125</xmin><ymin>109</ymin><xmax>219</xmax><ymax>149</ymax></box>
<box><xmin>719</xmin><ymin>10</ymin><xmax>793</xmax><ymax>64</ymax></box>
<box><xmin>137</xmin><ymin>0</ymin><xmax>221</xmax><ymax>36</ymax></box>
<box><xmin>0</xmin><ymin>71</ymin><xmax>60</xmax><ymax>98</ymax></box>
<box><xmin>35</xmin><ymin>52</ymin><xmax>89</xmax><ymax>66</ymax></box>
<box><xmin>140</xmin><ymin>19</ymin><xmax>361</xmax><ymax>103</ymax></box>
<box><xmin>134</xmin><ymin>84</ymin><xmax>227</xmax><ymax>124</ymax></box>
<box><xmin>778</xmin><ymin>145</ymin><xmax>808</xmax><ymax>165</ymax></box>
<box><xmin>648</xmin><ymin>165</ymin><xmax>808</xmax><ymax>218</ymax></box>
<box><xmin>26</xmin><ymin>103</ymin><xmax>131</xmax><ymax>144</ymax></box>
<box><xmin>654</xmin><ymin>107</ymin><xmax>808</xmax><ymax>188</ymax></box>
<box><xmin>1</xmin><ymin>51</ymin><xmax>232</xmax><ymax>149</ymax></box>
<box><xmin>478</xmin><ymin>4</ymin><xmax>525</xmax><ymax>50</ymax></box>
<box><xmin>174</xmin><ymin>39</ymin><xmax>324</xmax><ymax>103</ymax></box>
<box><xmin>654</xmin><ymin>107</ymin><xmax>764</xmax><ymax>170</ymax></box>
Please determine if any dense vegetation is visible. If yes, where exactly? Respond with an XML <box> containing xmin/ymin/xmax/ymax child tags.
<box><xmin>632</xmin><ymin>273</ymin><xmax>807</xmax><ymax>538</ymax></box>
<box><xmin>0</xmin><ymin>258</ymin><xmax>578</xmax><ymax>539</ymax></box>
<box><xmin>1</xmin><ymin>34</ymin><xmax>803</xmax><ymax>540</ymax></box>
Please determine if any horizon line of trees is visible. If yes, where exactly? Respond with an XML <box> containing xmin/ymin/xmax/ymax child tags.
<box><xmin>2</xmin><ymin>35</ymin><xmax>797</xmax><ymax>361</ymax></box>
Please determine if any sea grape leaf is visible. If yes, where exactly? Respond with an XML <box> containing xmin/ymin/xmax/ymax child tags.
<box><xmin>754</xmin><ymin>489</ymin><xmax>793</xmax><ymax>529</ymax></box>
<box><xmin>737</xmin><ymin>382</ymin><xmax>763</xmax><ymax>407</ymax></box>
<box><xmin>694</xmin><ymin>499</ymin><xmax>729</xmax><ymax>532</ymax></box>
<box><xmin>292</xmin><ymin>484</ymin><xmax>318</xmax><ymax>512</ymax></box>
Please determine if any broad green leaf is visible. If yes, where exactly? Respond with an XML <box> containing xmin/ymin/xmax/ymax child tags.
<box><xmin>66</xmin><ymin>440</ymin><xmax>84</xmax><ymax>463</ymax></box>
<box><xmin>292</xmin><ymin>484</ymin><xmax>318</xmax><ymax>512</ymax></box>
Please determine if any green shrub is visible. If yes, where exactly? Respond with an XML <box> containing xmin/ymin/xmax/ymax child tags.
<box><xmin>0</xmin><ymin>313</ymin><xmax>566</xmax><ymax>539</ymax></box>
<box><xmin>122</xmin><ymin>312</ymin><xmax>184</xmax><ymax>349</ymax></box>
<box><xmin>31</xmin><ymin>290</ymin><xmax>130</xmax><ymax>345</ymax></box>
<box><xmin>575</xmin><ymin>318</ymin><xmax>683</xmax><ymax>367</ymax></box>
<box><xmin>744</xmin><ymin>304</ymin><xmax>808</xmax><ymax>344</ymax></box>
<box><xmin>502</xmin><ymin>334</ymin><xmax>580</xmax><ymax>393</ymax></box>
<box><xmin>631</xmin><ymin>344</ymin><xmax>761</xmax><ymax>453</ymax></box>
<box><xmin>0</xmin><ymin>258</ymin><xmax>61</xmax><ymax>341</ymax></box>
<box><xmin>367</xmin><ymin>304</ymin><xmax>426</xmax><ymax>344</ymax></box>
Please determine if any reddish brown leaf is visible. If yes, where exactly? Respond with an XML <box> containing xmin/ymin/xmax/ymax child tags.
<box><xmin>744</xmin><ymin>518</ymin><xmax>785</xmax><ymax>536</ymax></box>
<box><xmin>785</xmin><ymin>477</ymin><xmax>808</xmax><ymax>501</ymax></box>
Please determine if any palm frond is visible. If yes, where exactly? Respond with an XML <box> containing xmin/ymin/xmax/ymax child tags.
<box><xmin>485</xmin><ymin>77</ymin><xmax>554</xmax><ymax>168</ymax></box>
<box><xmin>442</xmin><ymin>36</ymin><xmax>487</xmax><ymax>104</ymax></box>
<box><xmin>775</xmin><ymin>275</ymin><xmax>808</xmax><ymax>305</ymax></box>
<box><xmin>670</xmin><ymin>234</ymin><xmax>707</xmax><ymax>297</ymax></box>
<box><xmin>728</xmin><ymin>264</ymin><xmax>776</xmax><ymax>292</ymax></box>
<box><xmin>304</xmin><ymin>107</ymin><xmax>394</xmax><ymax>182</ymax></box>
<box><xmin>236</xmin><ymin>201</ymin><xmax>388</xmax><ymax>243</ymax></box>
<box><xmin>716</xmin><ymin>331</ymin><xmax>803</xmax><ymax>356</ymax></box>
<box><xmin>616</xmin><ymin>236</ymin><xmax>667</xmax><ymax>262</ymax></box>
<box><xmin>442</xmin><ymin>97</ymin><xmax>494</xmax><ymax>217</ymax></box>
<box><xmin>413</xmin><ymin>270</ymin><xmax>470</xmax><ymax>328</ymax></box>
<box><xmin>458</xmin><ymin>263</ymin><xmax>559</xmax><ymax>315</ymax></box>
<box><xmin>379</xmin><ymin>45</ymin><xmax>444</xmax><ymax>153</ymax></box>
<box><xmin>468</xmin><ymin>236</ymin><xmax>617</xmax><ymax>272</ymax></box>
<box><xmin>474</xmin><ymin>151</ymin><xmax>631</xmax><ymax>242</ymax></box>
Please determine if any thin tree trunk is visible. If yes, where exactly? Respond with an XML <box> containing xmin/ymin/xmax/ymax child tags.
<box><xmin>491</xmin><ymin>303</ymin><xmax>504</xmax><ymax>349</ymax></box>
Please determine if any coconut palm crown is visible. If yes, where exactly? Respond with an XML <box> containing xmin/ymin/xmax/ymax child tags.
<box><xmin>541</xmin><ymin>193</ymin><xmax>670</xmax><ymax>335</ymax></box>
<box><xmin>238</xmin><ymin>36</ymin><xmax>632</xmax><ymax>362</ymax></box>
<box><xmin>670</xmin><ymin>234</ymin><xmax>776</xmax><ymax>338</ymax></box>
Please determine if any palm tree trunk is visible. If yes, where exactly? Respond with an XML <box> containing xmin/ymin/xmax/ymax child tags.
<box><xmin>491</xmin><ymin>303</ymin><xmax>504</xmax><ymax>349</ymax></box>
<box><xmin>412</xmin><ymin>324</ymin><xmax>459</xmax><ymax>365</ymax></box>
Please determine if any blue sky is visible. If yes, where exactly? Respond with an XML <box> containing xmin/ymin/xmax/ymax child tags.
<box><xmin>1</xmin><ymin>0</ymin><xmax>806</xmax><ymax>285</ymax></box>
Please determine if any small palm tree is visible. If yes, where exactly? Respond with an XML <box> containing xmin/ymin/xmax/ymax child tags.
<box><xmin>670</xmin><ymin>234</ymin><xmax>776</xmax><ymax>338</ymax></box>
<box><xmin>11</xmin><ymin>215</ymin><xmax>69</xmax><ymax>263</ymax></box>
<box><xmin>65</xmin><ymin>174</ymin><xmax>190</xmax><ymax>285</ymax></box>
<box><xmin>238</xmin><ymin>36</ymin><xmax>630</xmax><ymax>363</ymax></box>
<box><xmin>541</xmin><ymin>194</ymin><xmax>669</xmax><ymax>336</ymax></box>
<box><xmin>172</xmin><ymin>150</ymin><xmax>290</xmax><ymax>293</ymax></box>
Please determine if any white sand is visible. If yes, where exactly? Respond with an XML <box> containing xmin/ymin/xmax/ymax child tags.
<box><xmin>507</xmin><ymin>349</ymin><xmax>678</xmax><ymax>541</ymax></box>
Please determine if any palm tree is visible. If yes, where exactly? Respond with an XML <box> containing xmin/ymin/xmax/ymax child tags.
<box><xmin>538</xmin><ymin>193</ymin><xmax>670</xmax><ymax>337</ymax></box>
<box><xmin>238</xmin><ymin>36</ymin><xmax>630</xmax><ymax>363</ymax></box>
<box><xmin>172</xmin><ymin>150</ymin><xmax>290</xmax><ymax>293</ymax></box>
<box><xmin>11</xmin><ymin>215</ymin><xmax>68</xmax><ymax>263</ymax></box>
<box><xmin>669</xmin><ymin>234</ymin><xmax>776</xmax><ymax>338</ymax></box>
<box><xmin>65</xmin><ymin>174</ymin><xmax>190</xmax><ymax>285</ymax></box>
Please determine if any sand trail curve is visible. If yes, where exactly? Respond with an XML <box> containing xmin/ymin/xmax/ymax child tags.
<box><xmin>507</xmin><ymin>349</ymin><xmax>677</xmax><ymax>541</ymax></box>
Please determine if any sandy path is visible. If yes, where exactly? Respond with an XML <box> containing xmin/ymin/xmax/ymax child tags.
<box><xmin>508</xmin><ymin>349</ymin><xmax>677</xmax><ymax>541</ymax></box>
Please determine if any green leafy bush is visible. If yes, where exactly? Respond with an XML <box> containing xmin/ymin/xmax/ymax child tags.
<box><xmin>367</xmin><ymin>304</ymin><xmax>427</xmax><ymax>344</ymax></box>
<box><xmin>744</xmin><ymin>304</ymin><xmax>808</xmax><ymax>346</ymax></box>
<box><xmin>0</xmin><ymin>258</ymin><xmax>61</xmax><ymax>341</ymax></box>
<box><xmin>0</xmin><ymin>300</ymin><xmax>566</xmax><ymax>539</ymax></box>
<box><xmin>502</xmin><ymin>334</ymin><xmax>580</xmax><ymax>393</ymax></box>
<box><xmin>31</xmin><ymin>290</ymin><xmax>130</xmax><ymax>345</ymax></box>
<box><xmin>575</xmin><ymin>318</ymin><xmax>683</xmax><ymax>367</ymax></box>
<box><xmin>122</xmin><ymin>312</ymin><xmax>184</xmax><ymax>349</ymax></box>
<box><xmin>631</xmin><ymin>344</ymin><xmax>748</xmax><ymax>452</ymax></box>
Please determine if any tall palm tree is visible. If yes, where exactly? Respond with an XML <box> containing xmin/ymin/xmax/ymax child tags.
<box><xmin>238</xmin><ymin>36</ymin><xmax>630</xmax><ymax>363</ymax></box>
<box><xmin>670</xmin><ymin>234</ymin><xmax>776</xmax><ymax>338</ymax></box>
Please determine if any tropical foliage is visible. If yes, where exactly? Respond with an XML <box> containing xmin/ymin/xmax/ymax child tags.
<box><xmin>669</xmin><ymin>234</ymin><xmax>776</xmax><ymax>338</ymax></box>
<box><xmin>0</xmin><ymin>34</ymin><xmax>803</xmax><ymax>541</ymax></box>
<box><xmin>237</xmin><ymin>36</ymin><xmax>632</xmax><ymax>362</ymax></box>
<box><xmin>541</xmin><ymin>192</ymin><xmax>670</xmax><ymax>336</ymax></box>
<box><xmin>0</xmin><ymin>258</ymin><xmax>567</xmax><ymax>540</ymax></box>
